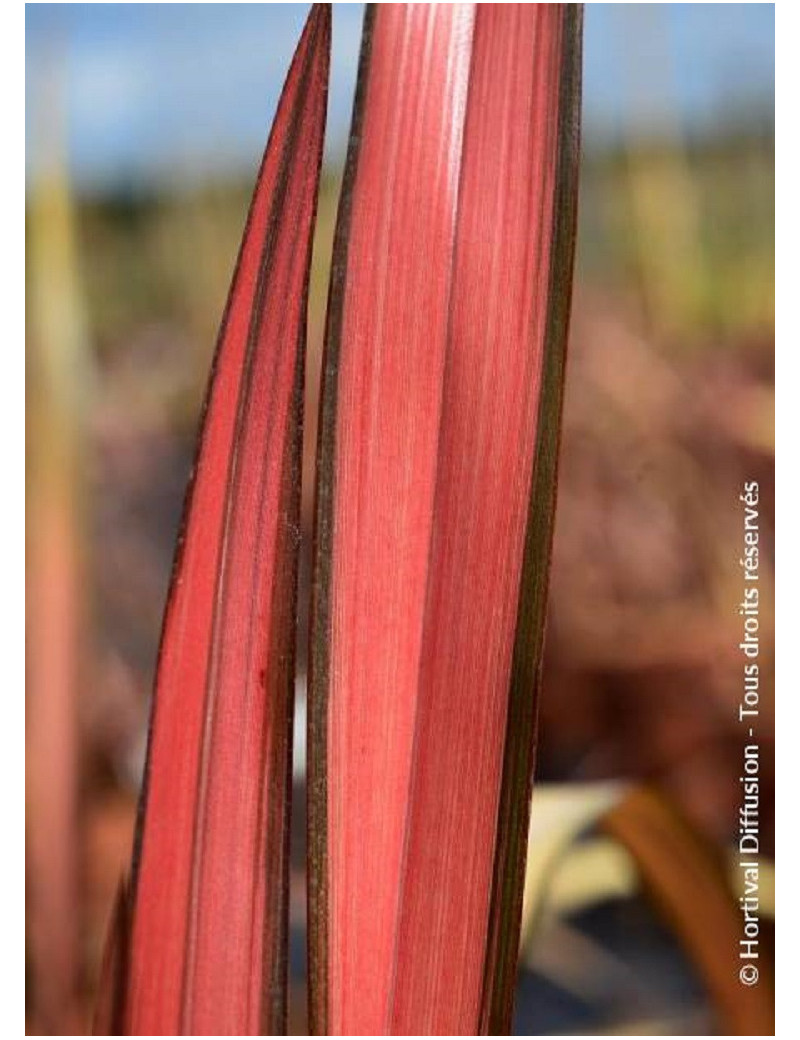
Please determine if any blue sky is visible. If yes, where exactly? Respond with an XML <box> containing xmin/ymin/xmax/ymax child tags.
<box><xmin>26</xmin><ymin>3</ymin><xmax>774</xmax><ymax>193</ymax></box>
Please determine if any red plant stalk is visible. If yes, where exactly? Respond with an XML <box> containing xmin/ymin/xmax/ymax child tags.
<box><xmin>99</xmin><ymin>6</ymin><xmax>330</xmax><ymax>1034</ymax></box>
<box><xmin>308</xmin><ymin>4</ymin><xmax>582</xmax><ymax>1034</ymax></box>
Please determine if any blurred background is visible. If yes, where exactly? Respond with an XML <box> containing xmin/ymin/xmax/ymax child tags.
<box><xmin>25</xmin><ymin>4</ymin><xmax>774</xmax><ymax>1034</ymax></box>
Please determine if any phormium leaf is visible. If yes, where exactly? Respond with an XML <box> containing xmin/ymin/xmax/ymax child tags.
<box><xmin>113</xmin><ymin>6</ymin><xmax>330</xmax><ymax>1034</ymax></box>
<box><xmin>601</xmin><ymin>787</ymin><xmax>775</xmax><ymax>1036</ymax></box>
<box><xmin>308</xmin><ymin>4</ymin><xmax>582</xmax><ymax>1034</ymax></box>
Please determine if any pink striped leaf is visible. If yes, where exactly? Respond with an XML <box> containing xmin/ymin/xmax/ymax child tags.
<box><xmin>308</xmin><ymin>5</ymin><xmax>583</xmax><ymax>1034</ymax></box>
<box><xmin>99</xmin><ymin>6</ymin><xmax>331</xmax><ymax>1034</ymax></box>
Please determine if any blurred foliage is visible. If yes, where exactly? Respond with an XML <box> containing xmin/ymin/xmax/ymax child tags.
<box><xmin>74</xmin><ymin>142</ymin><xmax>775</xmax><ymax>380</ymax></box>
<box><xmin>78</xmin><ymin>171</ymin><xmax>340</xmax><ymax>426</ymax></box>
<box><xmin>579</xmin><ymin>135</ymin><xmax>774</xmax><ymax>339</ymax></box>
<box><xmin>26</xmin><ymin>90</ymin><xmax>92</xmax><ymax>1032</ymax></box>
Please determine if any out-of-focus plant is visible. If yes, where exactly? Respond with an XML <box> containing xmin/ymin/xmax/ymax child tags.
<box><xmin>27</xmin><ymin>63</ymin><xmax>92</xmax><ymax>1036</ymax></box>
<box><xmin>519</xmin><ymin>783</ymin><xmax>774</xmax><ymax>1036</ymax></box>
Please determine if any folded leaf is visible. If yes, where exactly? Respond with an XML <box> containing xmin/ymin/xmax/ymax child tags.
<box><xmin>308</xmin><ymin>4</ymin><xmax>582</xmax><ymax>1035</ymax></box>
<box><xmin>118</xmin><ymin>6</ymin><xmax>330</xmax><ymax>1033</ymax></box>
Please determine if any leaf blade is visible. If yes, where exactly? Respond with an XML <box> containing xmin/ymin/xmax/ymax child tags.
<box><xmin>308</xmin><ymin>5</ymin><xmax>582</xmax><ymax>1034</ymax></box>
<box><xmin>122</xmin><ymin>7</ymin><xmax>330</xmax><ymax>1034</ymax></box>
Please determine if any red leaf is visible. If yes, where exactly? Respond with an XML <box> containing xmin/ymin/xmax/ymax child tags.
<box><xmin>308</xmin><ymin>5</ymin><xmax>582</xmax><ymax>1034</ymax></box>
<box><xmin>119</xmin><ymin>6</ymin><xmax>330</xmax><ymax>1033</ymax></box>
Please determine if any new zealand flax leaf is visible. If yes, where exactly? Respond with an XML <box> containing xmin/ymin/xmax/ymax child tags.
<box><xmin>308</xmin><ymin>4</ymin><xmax>582</xmax><ymax>1034</ymax></box>
<box><xmin>101</xmin><ymin>7</ymin><xmax>330</xmax><ymax>1033</ymax></box>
